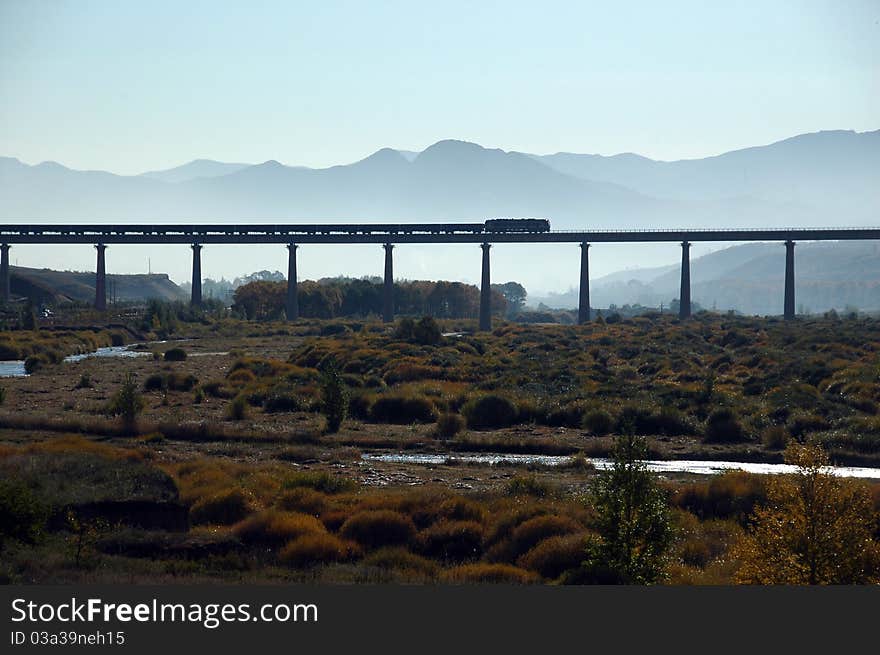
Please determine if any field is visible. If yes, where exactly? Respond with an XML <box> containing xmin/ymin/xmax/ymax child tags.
<box><xmin>1</xmin><ymin>311</ymin><xmax>879</xmax><ymax>584</ymax></box>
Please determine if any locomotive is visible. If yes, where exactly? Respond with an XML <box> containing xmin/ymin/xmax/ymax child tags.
<box><xmin>483</xmin><ymin>218</ymin><xmax>551</xmax><ymax>233</ymax></box>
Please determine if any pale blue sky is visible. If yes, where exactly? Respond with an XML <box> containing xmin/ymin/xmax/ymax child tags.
<box><xmin>1</xmin><ymin>0</ymin><xmax>878</xmax><ymax>174</ymax></box>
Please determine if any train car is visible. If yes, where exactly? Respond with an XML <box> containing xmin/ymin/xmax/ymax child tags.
<box><xmin>484</xmin><ymin>218</ymin><xmax>551</xmax><ymax>233</ymax></box>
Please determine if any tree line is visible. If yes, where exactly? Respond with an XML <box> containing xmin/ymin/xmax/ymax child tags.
<box><xmin>231</xmin><ymin>277</ymin><xmax>527</xmax><ymax>321</ymax></box>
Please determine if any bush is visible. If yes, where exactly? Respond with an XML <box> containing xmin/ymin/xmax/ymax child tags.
<box><xmin>762</xmin><ymin>425</ymin><xmax>789</xmax><ymax>450</ymax></box>
<box><xmin>394</xmin><ymin>318</ymin><xmax>415</xmax><ymax>340</ymax></box>
<box><xmin>617</xmin><ymin>405</ymin><xmax>694</xmax><ymax>436</ymax></box>
<box><xmin>369</xmin><ymin>394</ymin><xmax>437</xmax><ymax>424</ymax></box>
<box><xmin>264</xmin><ymin>392</ymin><xmax>302</xmax><ymax>413</ymax></box>
<box><xmin>0</xmin><ymin>479</ymin><xmax>49</xmax><ymax>546</ymax></box>
<box><xmin>418</xmin><ymin>520</ymin><xmax>484</xmax><ymax>561</ymax></box>
<box><xmin>106</xmin><ymin>372</ymin><xmax>144</xmax><ymax>433</ymax></box>
<box><xmin>673</xmin><ymin>471</ymin><xmax>767</xmax><ymax>524</ymax></box>
<box><xmin>320</xmin><ymin>362</ymin><xmax>349</xmax><ymax>433</ymax></box>
<box><xmin>440</xmin><ymin>563</ymin><xmax>537</xmax><ymax>584</ymax></box>
<box><xmin>704</xmin><ymin>409</ymin><xmax>746</xmax><ymax>443</ymax></box>
<box><xmin>279</xmin><ymin>533</ymin><xmax>355</xmax><ymax>568</ymax></box>
<box><xmin>226</xmin><ymin>394</ymin><xmax>248</xmax><ymax>421</ymax></box>
<box><xmin>163</xmin><ymin>347</ymin><xmax>187</xmax><ymax>361</ymax></box>
<box><xmin>435</xmin><ymin>412</ymin><xmax>465</xmax><ymax>439</ymax></box>
<box><xmin>190</xmin><ymin>488</ymin><xmax>255</xmax><ymax>525</ymax></box>
<box><xmin>582</xmin><ymin>408</ymin><xmax>615</xmax><ymax>435</ymax></box>
<box><xmin>506</xmin><ymin>515</ymin><xmax>581</xmax><ymax>561</ymax></box>
<box><xmin>362</xmin><ymin>547</ymin><xmax>439</xmax><ymax>578</ymax></box>
<box><xmin>437</xmin><ymin>497</ymin><xmax>485</xmax><ymax>523</ymax></box>
<box><xmin>463</xmin><ymin>394</ymin><xmax>518</xmax><ymax>429</ymax></box>
<box><xmin>277</xmin><ymin>488</ymin><xmax>328</xmax><ymax>515</ymax></box>
<box><xmin>283</xmin><ymin>471</ymin><xmax>356</xmax><ymax>495</ymax></box>
<box><xmin>24</xmin><ymin>354</ymin><xmax>47</xmax><ymax>374</ymax></box>
<box><xmin>233</xmin><ymin>510</ymin><xmax>326</xmax><ymax>546</ymax></box>
<box><xmin>505</xmin><ymin>475</ymin><xmax>554</xmax><ymax>498</ymax></box>
<box><xmin>518</xmin><ymin>532</ymin><xmax>594</xmax><ymax>579</ymax></box>
<box><xmin>339</xmin><ymin>510</ymin><xmax>416</xmax><ymax>549</ymax></box>
<box><xmin>413</xmin><ymin>316</ymin><xmax>441</xmax><ymax>345</ymax></box>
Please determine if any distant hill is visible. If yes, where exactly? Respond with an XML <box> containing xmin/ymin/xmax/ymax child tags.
<box><xmin>139</xmin><ymin>159</ymin><xmax>250</xmax><ymax>183</ymax></box>
<box><xmin>2</xmin><ymin>129</ymin><xmax>877</xmax><ymax>229</ymax></box>
<box><xmin>9</xmin><ymin>266</ymin><xmax>185</xmax><ymax>305</ymax></box>
<box><xmin>532</xmin><ymin>241</ymin><xmax>880</xmax><ymax>315</ymax></box>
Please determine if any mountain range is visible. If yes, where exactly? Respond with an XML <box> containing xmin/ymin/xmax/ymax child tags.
<box><xmin>2</xmin><ymin>129</ymin><xmax>878</xmax><ymax>229</ymax></box>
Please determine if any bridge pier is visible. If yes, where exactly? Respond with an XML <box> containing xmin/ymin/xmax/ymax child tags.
<box><xmin>383</xmin><ymin>243</ymin><xmax>394</xmax><ymax>323</ymax></box>
<box><xmin>784</xmin><ymin>240</ymin><xmax>795</xmax><ymax>320</ymax></box>
<box><xmin>1</xmin><ymin>244</ymin><xmax>10</xmax><ymax>303</ymax></box>
<box><xmin>479</xmin><ymin>243</ymin><xmax>491</xmax><ymax>331</ymax></box>
<box><xmin>679</xmin><ymin>241</ymin><xmax>691</xmax><ymax>319</ymax></box>
<box><xmin>578</xmin><ymin>242</ymin><xmax>590</xmax><ymax>324</ymax></box>
<box><xmin>95</xmin><ymin>244</ymin><xmax>107</xmax><ymax>311</ymax></box>
<box><xmin>286</xmin><ymin>244</ymin><xmax>299</xmax><ymax>320</ymax></box>
<box><xmin>191</xmin><ymin>244</ymin><xmax>202</xmax><ymax>306</ymax></box>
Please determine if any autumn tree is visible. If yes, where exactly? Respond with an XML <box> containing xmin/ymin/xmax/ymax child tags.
<box><xmin>734</xmin><ymin>444</ymin><xmax>879</xmax><ymax>585</ymax></box>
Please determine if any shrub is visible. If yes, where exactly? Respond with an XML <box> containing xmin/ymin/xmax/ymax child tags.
<box><xmin>320</xmin><ymin>362</ymin><xmax>349</xmax><ymax>433</ymax></box>
<box><xmin>762</xmin><ymin>425</ymin><xmax>789</xmax><ymax>450</ymax></box>
<box><xmin>440</xmin><ymin>563</ymin><xmax>537</xmax><ymax>584</ymax></box>
<box><xmin>279</xmin><ymin>533</ymin><xmax>355</xmax><ymax>568</ymax></box>
<box><xmin>24</xmin><ymin>354</ymin><xmax>47</xmax><ymax>374</ymax></box>
<box><xmin>518</xmin><ymin>532</ymin><xmax>594</xmax><ymax>579</ymax></box>
<box><xmin>75</xmin><ymin>374</ymin><xmax>93</xmax><ymax>390</ymax></box>
<box><xmin>506</xmin><ymin>515</ymin><xmax>581</xmax><ymax>561</ymax></box>
<box><xmin>264</xmin><ymin>392</ymin><xmax>301</xmax><ymax>413</ymax></box>
<box><xmin>787</xmin><ymin>413</ymin><xmax>830</xmax><ymax>440</ymax></box>
<box><xmin>283</xmin><ymin>471</ymin><xmax>356</xmax><ymax>495</ymax></box>
<box><xmin>704</xmin><ymin>409</ymin><xmax>746</xmax><ymax>443</ymax></box>
<box><xmin>673</xmin><ymin>471</ymin><xmax>767</xmax><ymax>524</ymax></box>
<box><xmin>463</xmin><ymin>394</ymin><xmax>518</xmax><ymax>429</ymax></box>
<box><xmin>418</xmin><ymin>520</ymin><xmax>484</xmax><ymax>561</ymax></box>
<box><xmin>582</xmin><ymin>408</ymin><xmax>615</xmax><ymax>435</ymax></box>
<box><xmin>106</xmin><ymin>372</ymin><xmax>144</xmax><ymax>433</ymax></box>
<box><xmin>339</xmin><ymin>510</ymin><xmax>416</xmax><ymax>549</ymax></box>
<box><xmin>394</xmin><ymin>318</ymin><xmax>415</xmax><ymax>340</ymax></box>
<box><xmin>227</xmin><ymin>369</ymin><xmax>256</xmax><ymax>384</ymax></box>
<box><xmin>505</xmin><ymin>475</ymin><xmax>554</xmax><ymax>498</ymax></box>
<box><xmin>0</xmin><ymin>479</ymin><xmax>49</xmax><ymax>546</ymax></box>
<box><xmin>369</xmin><ymin>394</ymin><xmax>437</xmax><ymax>424</ymax></box>
<box><xmin>413</xmin><ymin>316</ymin><xmax>442</xmax><ymax>345</ymax></box>
<box><xmin>617</xmin><ymin>405</ymin><xmax>694</xmax><ymax>436</ymax></box>
<box><xmin>110</xmin><ymin>332</ymin><xmax>126</xmax><ymax>347</ymax></box>
<box><xmin>190</xmin><ymin>488</ymin><xmax>255</xmax><ymax>525</ymax></box>
<box><xmin>349</xmin><ymin>391</ymin><xmax>375</xmax><ymax>420</ymax></box>
<box><xmin>226</xmin><ymin>394</ymin><xmax>248</xmax><ymax>421</ymax></box>
<box><xmin>233</xmin><ymin>510</ymin><xmax>326</xmax><ymax>546</ymax></box>
<box><xmin>362</xmin><ymin>547</ymin><xmax>439</xmax><ymax>578</ymax></box>
<box><xmin>163</xmin><ymin>347</ymin><xmax>187</xmax><ymax>361</ymax></box>
<box><xmin>438</xmin><ymin>497</ymin><xmax>485</xmax><ymax>523</ymax></box>
<box><xmin>277</xmin><ymin>488</ymin><xmax>328</xmax><ymax>515</ymax></box>
<box><xmin>435</xmin><ymin>412</ymin><xmax>465</xmax><ymax>439</ymax></box>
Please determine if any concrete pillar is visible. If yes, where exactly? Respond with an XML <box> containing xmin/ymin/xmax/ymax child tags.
<box><xmin>95</xmin><ymin>244</ymin><xmax>107</xmax><ymax>311</ymax></box>
<box><xmin>679</xmin><ymin>241</ymin><xmax>691</xmax><ymax>319</ymax></box>
<box><xmin>0</xmin><ymin>244</ymin><xmax>9</xmax><ymax>303</ymax></box>
<box><xmin>479</xmin><ymin>243</ymin><xmax>491</xmax><ymax>331</ymax></box>
<box><xmin>784</xmin><ymin>240</ymin><xmax>795</xmax><ymax>320</ymax></box>
<box><xmin>191</xmin><ymin>244</ymin><xmax>202</xmax><ymax>306</ymax></box>
<box><xmin>383</xmin><ymin>243</ymin><xmax>394</xmax><ymax>323</ymax></box>
<box><xmin>578</xmin><ymin>242</ymin><xmax>590</xmax><ymax>324</ymax></box>
<box><xmin>286</xmin><ymin>244</ymin><xmax>299</xmax><ymax>320</ymax></box>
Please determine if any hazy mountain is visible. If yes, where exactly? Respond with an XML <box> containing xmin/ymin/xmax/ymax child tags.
<box><xmin>9</xmin><ymin>265</ymin><xmax>184</xmax><ymax>305</ymax></box>
<box><xmin>4</xmin><ymin>129</ymin><xmax>876</xmax><ymax>229</ymax></box>
<box><xmin>534</xmin><ymin>240</ymin><xmax>880</xmax><ymax>315</ymax></box>
<box><xmin>533</xmin><ymin>129</ymin><xmax>880</xmax><ymax>223</ymax></box>
<box><xmin>140</xmin><ymin>159</ymin><xmax>250</xmax><ymax>183</ymax></box>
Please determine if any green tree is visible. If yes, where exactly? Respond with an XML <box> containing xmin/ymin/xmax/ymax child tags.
<box><xmin>107</xmin><ymin>372</ymin><xmax>144</xmax><ymax>433</ymax></box>
<box><xmin>412</xmin><ymin>316</ymin><xmax>441</xmax><ymax>345</ymax></box>
<box><xmin>734</xmin><ymin>444</ymin><xmax>879</xmax><ymax>584</ymax></box>
<box><xmin>320</xmin><ymin>360</ymin><xmax>349</xmax><ymax>434</ymax></box>
<box><xmin>584</xmin><ymin>433</ymin><xmax>673</xmax><ymax>584</ymax></box>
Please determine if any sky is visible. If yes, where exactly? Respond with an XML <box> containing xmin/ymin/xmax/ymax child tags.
<box><xmin>1</xmin><ymin>0</ymin><xmax>879</xmax><ymax>175</ymax></box>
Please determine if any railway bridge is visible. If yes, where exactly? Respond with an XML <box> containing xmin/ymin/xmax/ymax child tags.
<box><xmin>2</xmin><ymin>222</ymin><xmax>879</xmax><ymax>329</ymax></box>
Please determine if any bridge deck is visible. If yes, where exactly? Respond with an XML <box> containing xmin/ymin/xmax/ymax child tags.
<box><xmin>1</xmin><ymin>224</ymin><xmax>880</xmax><ymax>244</ymax></box>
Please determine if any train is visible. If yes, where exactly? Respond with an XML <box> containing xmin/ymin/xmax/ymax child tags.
<box><xmin>1</xmin><ymin>219</ymin><xmax>552</xmax><ymax>236</ymax></box>
<box><xmin>483</xmin><ymin>218</ymin><xmax>551</xmax><ymax>233</ymax></box>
